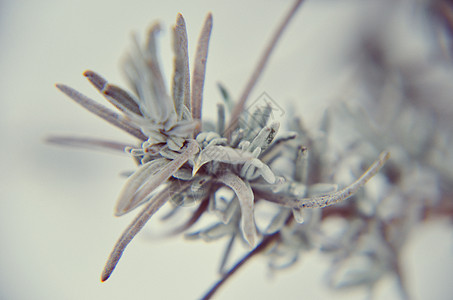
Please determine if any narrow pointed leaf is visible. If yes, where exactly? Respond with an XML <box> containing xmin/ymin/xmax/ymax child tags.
<box><xmin>84</xmin><ymin>70</ymin><xmax>142</xmax><ymax>116</ymax></box>
<box><xmin>56</xmin><ymin>84</ymin><xmax>147</xmax><ymax>140</ymax></box>
<box><xmin>200</xmin><ymin>223</ymin><xmax>231</xmax><ymax>241</ymax></box>
<box><xmin>191</xmin><ymin>13</ymin><xmax>213</xmax><ymax>126</ymax></box>
<box><xmin>264</xmin><ymin>208</ymin><xmax>291</xmax><ymax>234</ymax></box>
<box><xmin>103</xmin><ymin>84</ymin><xmax>142</xmax><ymax>116</ymax></box>
<box><xmin>216</xmin><ymin>103</ymin><xmax>225</xmax><ymax>135</ymax></box>
<box><xmin>144</xmin><ymin>24</ymin><xmax>174</xmax><ymax>122</ymax></box>
<box><xmin>115</xmin><ymin>158</ymin><xmax>170</xmax><ymax>216</ymax></box>
<box><xmin>294</xmin><ymin>146</ymin><xmax>308</xmax><ymax>183</ymax></box>
<box><xmin>216</xmin><ymin>172</ymin><xmax>258</xmax><ymax>247</ymax></box>
<box><xmin>101</xmin><ymin>181</ymin><xmax>190</xmax><ymax>282</ymax></box>
<box><xmin>218</xmin><ymin>235</ymin><xmax>236</xmax><ymax>274</ymax></box>
<box><xmin>217</xmin><ymin>82</ymin><xmax>233</xmax><ymax>113</ymax></box>
<box><xmin>172</xmin><ymin>13</ymin><xmax>191</xmax><ymax>118</ymax></box>
<box><xmin>46</xmin><ymin>136</ymin><xmax>131</xmax><ymax>152</ymax></box>
<box><xmin>116</xmin><ymin>140</ymin><xmax>199</xmax><ymax>215</ymax></box>
<box><xmin>167</xmin><ymin>119</ymin><xmax>200</xmax><ymax>137</ymax></box>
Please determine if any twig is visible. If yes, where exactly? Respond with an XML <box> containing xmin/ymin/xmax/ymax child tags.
<box><xmin>201</xmin><ymin>233</ymin><xmax>279</xmax><ymax>300</ymax></box>
<box><xmin>225</xmin><ymin>0</ymin><xmax>305</xmax><ymax>139</ymax></box>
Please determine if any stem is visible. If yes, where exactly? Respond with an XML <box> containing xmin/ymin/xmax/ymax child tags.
<box><xmin>200</xmin><ymin>233</ymin><xmax>279</xmax><ymax>300</ymax></box>
<box><xmin>170</xmin><ymin>195</ymin><xmax>210</xmax><ymax>235</ymax></box>
<box><xmin>225</xmin><ymin>0</ymin><xmax>305</xmax><ymax>139</ymax></box>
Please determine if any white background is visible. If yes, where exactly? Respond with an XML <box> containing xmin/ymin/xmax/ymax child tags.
<box><xmin>1</xmin><ymin>0</ymin><xmax>452</xmax><ymax>299</ymax></box>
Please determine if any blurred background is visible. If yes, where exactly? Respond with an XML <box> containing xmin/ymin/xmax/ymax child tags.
<box><xmin>1</xmin><ymin>0</ymin><xmax>452</xmax><ymax>299</ymax></box>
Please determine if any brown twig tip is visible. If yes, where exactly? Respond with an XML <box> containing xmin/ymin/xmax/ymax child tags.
<box><xmin>176</xmin><ymin>12</ymin><xmax>185</xmax><ymax>24</ymax></box>
<box><xmin>205</xmin><ymin>12</ymin><xmax>213</xmax><ymax>24</ymax></box>
<box><xmin>101</xmin><ymin>270</ymin><xmax>110</xmax><ymax>282</ymax></box>
<box><xmin>83</xmin><ymin>70</ymin><xmax>107</xmax><ymax>90</ymax></box>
